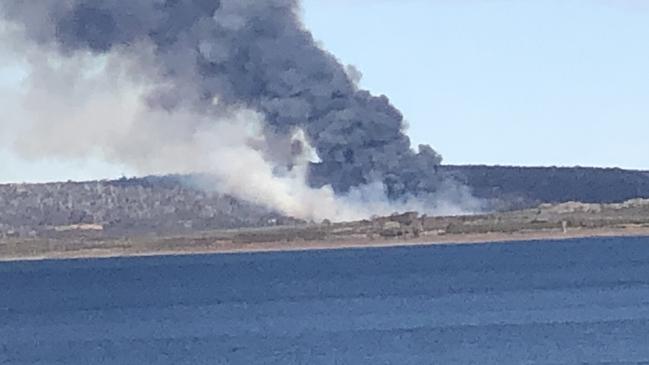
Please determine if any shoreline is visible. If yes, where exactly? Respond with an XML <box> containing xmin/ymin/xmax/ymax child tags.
<box><xmin>2</xmin><ymin>226</ymin><xmax>649</xmax><ymax>263</ymax></box>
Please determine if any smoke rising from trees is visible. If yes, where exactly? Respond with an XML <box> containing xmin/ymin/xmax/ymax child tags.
<box><xmin>0</xmin><ymin>0</ymin><xmax>481</xmax><ymax>220</ymax></box>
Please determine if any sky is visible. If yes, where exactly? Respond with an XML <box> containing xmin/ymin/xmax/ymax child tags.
<box><xmin>1</xmin><ymin>0</ymin><xmax>648</xmax><ymax>183</ymax></box>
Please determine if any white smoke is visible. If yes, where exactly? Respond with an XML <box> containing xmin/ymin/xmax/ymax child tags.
<box><xmin>1</xmin><ymin>25</ymin><xmax>482</xmax><ymax>222</ymax></box>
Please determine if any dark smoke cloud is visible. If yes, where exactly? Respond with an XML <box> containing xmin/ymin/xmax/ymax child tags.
<box><xmin>0</xmin><ymin>0</ymin><xmax>446</xmax><ymax>199</ymax></box>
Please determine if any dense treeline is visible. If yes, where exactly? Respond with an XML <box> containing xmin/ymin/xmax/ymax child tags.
<box><xmin>443</xmin><ymin>165</ymin><xmax>649</xmax><ymax>210</ymax></box>
<box><xmin>2</xmin><ymin>166</ymin><xmax>649</xmax><ymax>238</ymax></box>
<box><xmin>0</xmin><ymin>177</ymin><xmax>292</xmax><ymax>238</ymax></box>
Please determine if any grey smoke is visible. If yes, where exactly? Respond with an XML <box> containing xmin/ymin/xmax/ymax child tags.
<box><xmin>0</xmin><ymin>0</ymin><xmax>478</xmax><ymax>219</ymax></box>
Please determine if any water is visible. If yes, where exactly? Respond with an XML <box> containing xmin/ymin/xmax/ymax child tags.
<box><xmin>1</xmin><ymin>236</ymin><xmax>649</xmax><ymax>364</ymax></box>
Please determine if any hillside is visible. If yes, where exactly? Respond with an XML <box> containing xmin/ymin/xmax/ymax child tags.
<box><xmin>443</xmin><ymin>165</ymin><xmax>649</xmax><ymax>211</ymax></box>
<box><xmin>0</xmin><ymin>176</ymin><xmax>296</xmax><ymax>239</ymax></box>
<box><xmin>2</xmin><ymin>165</ymin><xmax>649</xmax><ymax>239</ymax></box>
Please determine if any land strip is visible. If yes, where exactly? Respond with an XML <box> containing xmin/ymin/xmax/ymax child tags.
<box><xmin>2</xmin><ymin>199</ymin><xmax>649</xmax><ymax>262</ymax></box>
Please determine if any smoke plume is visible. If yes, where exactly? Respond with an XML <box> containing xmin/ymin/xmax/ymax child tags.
<box><xmin>0</xmin><ymin>1</ymin><xmax>481</xmax><ymax>221</ymax></box>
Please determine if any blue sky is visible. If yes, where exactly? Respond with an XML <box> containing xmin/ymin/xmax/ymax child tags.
<box><xmin>1</xmin><ymin>1</ymin><xmax>648</xmax><ymax>183</ymax></box>
<box><xmin>303</xmin><ymin>0</ymin><xmax>649</xmax><ymax>169</ymax></box>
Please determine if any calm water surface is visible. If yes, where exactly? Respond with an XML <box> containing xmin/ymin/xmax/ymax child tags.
<box><xmin>2</xmin><ymin>236</ymin><xmax>649</xmax><ymax>364</ymax></box>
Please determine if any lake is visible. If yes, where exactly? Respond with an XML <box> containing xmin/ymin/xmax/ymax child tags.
<box><xmin>2</xmin><ymin>236</ymin><xmax>649</xmax><ymax>364</ymax></box>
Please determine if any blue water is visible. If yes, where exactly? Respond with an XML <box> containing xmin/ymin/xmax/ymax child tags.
<box><xmin>2</xmin><ymin>236</ymin><xmax>649</xmax><ymax>364</ymax></box>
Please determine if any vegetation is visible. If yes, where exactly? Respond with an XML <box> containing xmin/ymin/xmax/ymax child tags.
<box><xmin>444</xmin><ymin>165</ymin><xmax>649</xmax><ymax>210</ymax></box>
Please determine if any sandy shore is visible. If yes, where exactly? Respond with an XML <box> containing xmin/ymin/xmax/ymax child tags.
<box><xmin>2</xmin><ymin>226</ymin><xmax>649</xmax><ymax>263</ymax></box>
